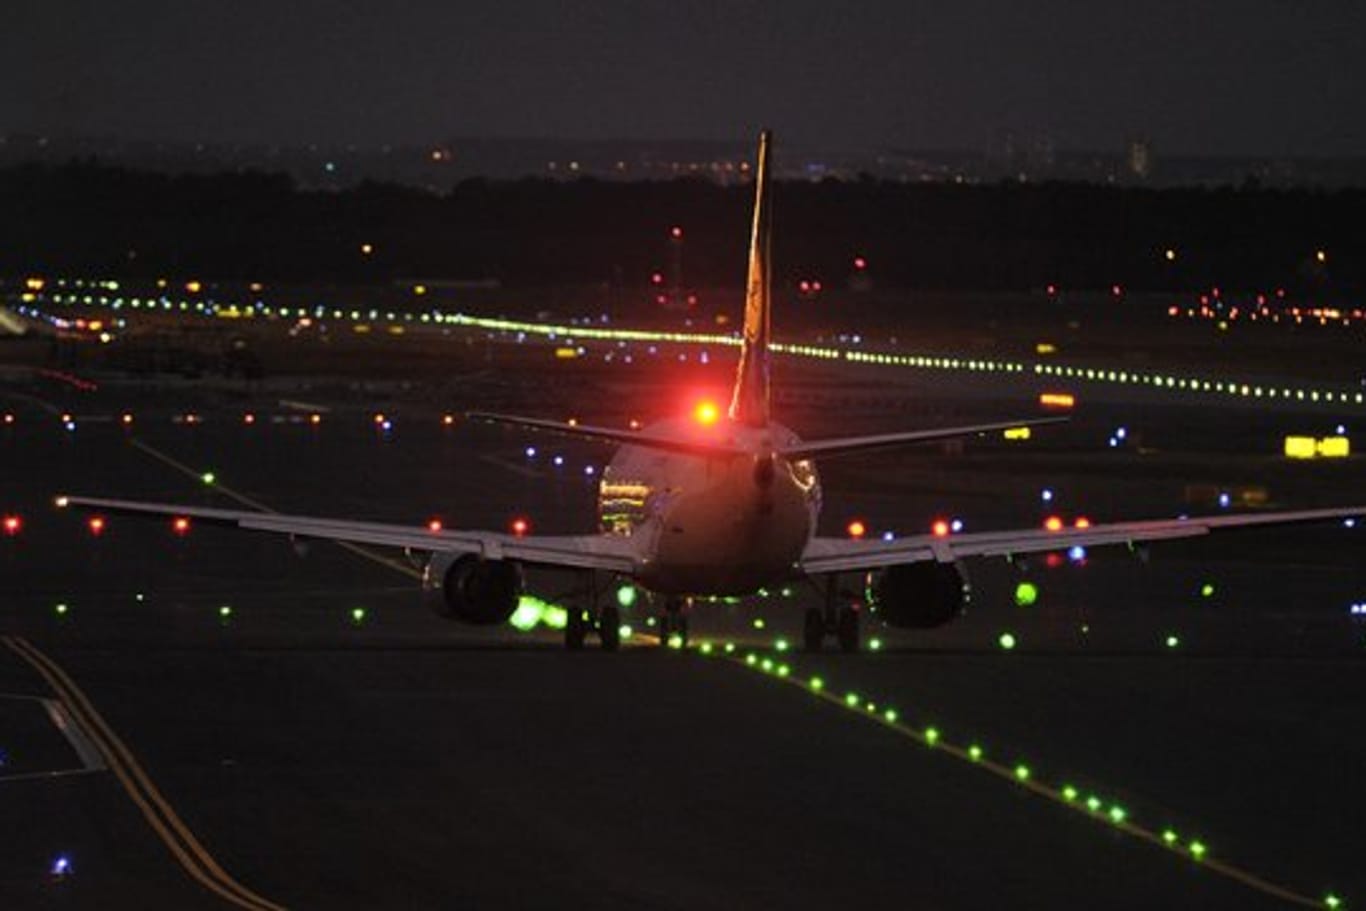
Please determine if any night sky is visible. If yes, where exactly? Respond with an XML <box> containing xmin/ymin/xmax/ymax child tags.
<box><xmin>4</xmin><ymin>1</ymin><xmax>1364</xmax><ymax>155</ymax></box>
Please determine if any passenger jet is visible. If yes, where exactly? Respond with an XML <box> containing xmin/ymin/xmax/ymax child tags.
<box><xmin>59</xmin><ymin>131</ymin><xmax>1366</xmax><ymax>652</ymax></box>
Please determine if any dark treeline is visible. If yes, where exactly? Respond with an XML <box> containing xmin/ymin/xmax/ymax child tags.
<box><xmin>1</xmin><ymin>161</ymin><xmax>1361</xmax><ymax>294</ymax></box>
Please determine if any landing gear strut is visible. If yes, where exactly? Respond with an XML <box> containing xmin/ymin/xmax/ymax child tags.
<box><xmin>803</xmin><ymin>577</ymin><xmax>860</xmax><ymax>654</ymax></box>
<box><xmin>657</xmin><ymin>596</ymin><xmax>688</xmax><ymax>648</ymax></box>
<box><xmin>564</xmin><ymin>574</ymin><xmax>621</xmax><ymax>652</ymax></box>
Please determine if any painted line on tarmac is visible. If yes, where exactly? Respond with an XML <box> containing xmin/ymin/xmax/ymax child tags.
<box><xmin>130</xmin><ymin>437</ymin><xmax>421</xmax><ymax>581</ymax></box>
<box><xmin>701</xmin><ymin>642</ymin><xmax>1338</xmax><ymax>911</ymax></box>
<box><xmin>3</xmin><ymin>636</ymin><xmax>287</xmax><ymax>911</ymax></box>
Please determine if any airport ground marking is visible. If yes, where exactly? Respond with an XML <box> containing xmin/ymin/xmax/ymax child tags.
<box><xmin>698</xmin><ymin>640</ymin><xmax>1341</xmax><ymax>910</ymax></box>
<box><xmin>2</xmin><ymin>635</ymin><xmax>288</xmax><ymax>911</ymax></box>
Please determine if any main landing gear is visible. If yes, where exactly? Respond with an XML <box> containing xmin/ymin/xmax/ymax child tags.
<box><xmin>565</xmin><ymin>575</ymin><xmax>621</xmax><ymax>652</ymax></box>
<box><xmin>657</xmin><ymin>596</ymin><xmax>689</xmax><ymax>648</ymax></box>
<box><xmin>803</xmin><ymin>577</ymin><xmax>860</xmax><ymax>653</ymax></box>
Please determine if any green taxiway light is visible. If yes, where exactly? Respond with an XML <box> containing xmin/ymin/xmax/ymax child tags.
<box><xmin>1162</xmin><ymin>829</ymin><xmax>1178</xmax><ymax>845</ymax></box>
<box><xmin>1165</xmin><ymin>634</ymin><xmax>1181</xmax><ymax>649</ymax></box>
<box><xmin>883</xmin><ymin>709</ymin><xmax>898</xmax><ymax>723</ymax></box>
<box><xmin>998</xmin><ymin>632</ymin><xmax>1017</xmax><ymax>650</ymax></box>
<box><xmin>723</xmin><ymin>642</ymin><xmax>736</xmax><ymax>653</ymax></box>
<box><xmin>760</xmin><ymin>658</ymin><xmax>774</xmax><ymax>672</ymax></box>
<box><xmin>868</xmin><ymin>637</ymin><xmax>883</xmax><ymax>651</ymax></box>
<box><xmin>968</xmin><ymin>744</ymin><xmax>984</xmax><ymax>762</ymax></box>
<box><xmin>776</xmin><ymin>664</ymin><xmax>790</xmax><ymax>677</ymax></box>
<box><xmin>218</xmin><ymin>605</ymin><xmax>232</xmax><ymax>618</ymax></box>
<box><xmin>54</xmin><ymin>603</ymin><xmax>68</xmax><ymax>616</ymax></box>
<box><xmin>1189</xmin><ymin>840</ymin><xmax>1207</xmax><ymax>860</ymax></box>
<box><xmin>752</xmin><ymin>617</ymin><xmax>766</xmax><ymax>630</ymax></box>
<box><xmin>619</xmin><ymin>624</ymin><xmax>633</xmax><ymax>639</ymax></box>
<box><xmin>1108</xmin><ymin>806</ymin><xmax>1127</xmax><ymax>824</ymax></box>
<box><xmin>1200</xmin><ymin>583</ymin><xmax>1215</xmax><ymax>598</ymax></box>
<box><xmin>615</xmin><ymin>584</ymin><xmax>637</xmax><ymax>608</ymax></box>
<box><xmin>698</xmin><ymin>642</ymin><xmax>713</xmax><ymax>655</ymax></box>
<box><xmin>1014</xmin><ymin>765</ymin><xmax>1031</xmax><ymax>781</ymax></box>
<box><xmin>774</xmin><ymin>638</ymin><xmax>789</xmax><ymax>652</ymax></box>
<box><xmin>667</xmin><ymin>634</ymin><xmax>683</xmax><ymax>649</ymax></box>
<box><xmin>844</xmin><ymin>693</ymin><xmax>860</xmax><ymax>707</ymax></box>
<box><xmin>745</xmin><ymin>653</ymin><xmax>757</xmax><ymax>665</ymax></box>
<box><xmin>924</xmin><ymin>727</ymin><xmax>940</xmax><ymax>746</ymax></box>
<box><xmin>1324</xmin><ymin>894</ymin><xmax>1342</xmax><ymax>910</ymax></box>
<box><xmin>509</xmin><ymin>601</ymin><xmax>543</xmax><ymax>632</ymax></box>
<box><xmin>542</xmin><ymin>605</ymin><xmax>568</xmax><ymax>630</ymax></box>
<box><xmin>809</xmin><ymin>677</ymin><xmax>824</xmax><ymax>692</ymax></box>
<box><xmin>201</xmin><ymin>472</ymin><xmax>216</xmax><ymax>485</ymax></box>
<box><xmin>1061</xmin><ymin>785</ymin><xmax>1078</xmax><ymax>801</ymax></box>
<box><xmin>350</xmin><ymin>607</ymin><xmax>366</xmax><ymax>623</ymax></box>
<box><xmin>1086</xmin><ymin>796</ymin><xmax>1102</xmax><ymax>812</ymax></box>
<box><xmin>1014</xmin><ymin>581</ymin><xmax>1039</xmax><ymax>607</ymax></box>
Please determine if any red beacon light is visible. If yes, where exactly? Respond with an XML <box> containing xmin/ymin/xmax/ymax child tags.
<box><xmin>243</xmin><ymin>413</ymin><xmax>256</xmax><ymax>425</ymax></box>
<box><xmin>427</xmin><ymin>518</ymin><xmax>444</xmax><ymax>533</ymax></box>
<box><xmin>88</xmin><ymin>516</ymin><xmax>106</xmax><ymax>536</ymax></box>
<box><xmin>931</xmin><ymin>519</ymin><xmax>950</xmax><ymax>537</ymax></box>
<box><xmin>172</xmin><ymin>516</ymin><xmax>191</xmax><ymax>536</ymax></box>
<box><xmin>847</xmin><ymin>519</ymin><xmax>867</xmax><ymax>539</ymax></box>
<box><xmin>1044</xmin><ymin>516</ymin><xmax>1064</xmax><ymax>532</ymax></box>
<box><xmin>121</xmin><ymin>413</ymin><xmax>134</xmax><ymax>426</ymax></box>
<box><xmin>693</xmin><ymin>400</ymin><xmax>720</xmax><ymax>426</ymax></box>
<box><xmin>510</xmin><ymin>517</ymin><xmax>530</xmax><ymax>537</ymax></box>
<box><xmin>2</xmin><ymin>514</ymin><xmax>22</xmax><ymax>536</ymax></box>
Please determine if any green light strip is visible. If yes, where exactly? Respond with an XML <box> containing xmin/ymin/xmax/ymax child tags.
<box><xmin>25</xmin><ymin>286</ymin><xmax>1366</xmax><ymax>411</ymax></box>
<box><xmin>695</xmin><ymin>640</ymin><xmax>1343</xmax><ymax>911</ymax></box>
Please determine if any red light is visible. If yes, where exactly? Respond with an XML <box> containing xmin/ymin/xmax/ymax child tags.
<box><xmin>931</xmin><ymin>519</ymin><xmax>950</xmax><ymax>537</ymax></box>
<box><xmin>1044</xmin><ymin>516</ymin><xmax>1064</xmax><ymax>532</ymax></box>
<box><xmin>442</xmin><ymin>414</ymin><xmax>455</xmax><ymax>426</ymax></box>
<box><xmin>121</xmin><ymin>413</ymin><xmax>134</xmax><ymax>426</ymax></box>
<box><xmin>88</xmin><ymin>516</ymin><xmax>106</xmax><ymax>536</ymax></box>
<box><xmin>1046</xmin><ymin>284</ymin><xmax>1058</xmax><ymax>296</ymax></box>
<box><xmin>1111</xmin><ymin>284</ymin><xmax>1123</xmax><ymax>297</ymax></box>
<box><xmin>1044</xmin><ymin>552</ymin><xmax>1064</xmax><ymax>568</ymax></box>
<box><xmin>2</xmin><ymin>413</ymin><xmax>12</xmax><ymax>425</ymax></box>
<box><xmin>847</xmin><ymin>520</ymin><xmax>866</xmax><ymax>539</ymax></box>
<box><xmin>511</xmin><ymin>517</ymin><xmax>530</xmax><ymax>537</ymax></box>
<box><xmin>172</xmin><ymin>516</ymin><xmax>191</xmax><ymax>536</ymax></box>
<box><xmin>1074</xmin><ymin>516</ymin><xmax>1091</xmax><ymax>529</ymax></box>
<box><xmin>650</xmin><ymin>272</ymin><xmax>663</xmax><ymax>285</ymax></box>
<box><xmin>60</xmin><ymin>413</ymin><xmax>72</xmax><ymax>423</ymax></box>
<box><xmin>2</xmin><ymin>515</ymin><xmax>21</xmax><ymax>536</ymax></box>
<box><xmin>853</xmin><ymin>256</ymin><xmax>867</xmax><ymax>270</ymax></box>
<box><xmin>373</xmin><ymin>413</ymin><xmax>386</xmax><ymax>425</ymax></box>
<box><xmin>310</xmin><ymin>414</ymin><xmax>322</xmax><ymax>425</ymax></box>
<box><xmin>693</xmin><ymin>400</ymin><xmax>720</xmax><ymax>426</ymax></box>
<box><xmin>427</xmin><ymin>518</ymin><xmax>443</xmax><ymax>533</ymax></box>
<box><xmin>243</xmin><ymin>413</ymin><xmax>256</xmax><ymax>425</ymax></box>
<box><xmin>670</xmin><ymin>226</ymin><xmax>683</xmax><ymax>239</ymax></box>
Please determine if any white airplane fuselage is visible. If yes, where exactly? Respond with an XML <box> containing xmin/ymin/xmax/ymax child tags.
<box><xmin>597</xmin><ymin>419</ymin><xmax>822</xmax><ymax>595</ymax></box>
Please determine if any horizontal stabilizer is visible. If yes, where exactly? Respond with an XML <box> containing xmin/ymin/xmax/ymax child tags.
<box><xmin>781</xmin><ymin>417</ymin><xmax>1068</xmax><ymax>460</ymax></box>
<box><xmin>467</xmin><ymin>412</ymin><xmax>748</xmax><ymax>457</ymax></box>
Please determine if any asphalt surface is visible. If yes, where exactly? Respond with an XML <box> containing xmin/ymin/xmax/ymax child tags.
<box><xmin>2</xmin><ymin>349</ymin><xmax>1364</xmax><ymax>910</ymax></box>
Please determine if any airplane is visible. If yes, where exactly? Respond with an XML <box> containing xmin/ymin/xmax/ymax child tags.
<box><xmin>58</xmin><ymin>130</ymin><xmax>1366</xmax><ymax>653</ymax></box>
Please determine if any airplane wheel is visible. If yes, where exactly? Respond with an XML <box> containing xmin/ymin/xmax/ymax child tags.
<box><xmin>836</xmin><ymin>607</ymin><xmax>860</xmax><ymax>654</ymax></box>
<box><xmin>803</xmin><ymin>607</ymin><xmax>826</xmax><ymax>652</ymax></box>
<box><xmin>656</xmin><ymin>614</ymin><xmax>672</xmax><ymax>647</ymax></box>
<box><xmin>599</xmin><ymin>606</ymin><xmax>621</xmax><ymax>652</ymax></box>
<box><xmin>566</xmin><ymin>608</ymin><xmax>588</xmax><ymax>651</ymax></box>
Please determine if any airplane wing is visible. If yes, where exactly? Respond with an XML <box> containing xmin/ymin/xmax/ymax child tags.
<box><xmin>800</xmin><ymin>505</ymin><xmax>1366</xmax><ymax>574</ymax></box>
<box><xmin>780</xmin><ymin>417</ymin><xmax>1068</xmax><ymax>461</ymax></box>
<box><xmin>56</xmin><ymin>496</ymin><xmax>639</xmax><ymax>574</ymax></box>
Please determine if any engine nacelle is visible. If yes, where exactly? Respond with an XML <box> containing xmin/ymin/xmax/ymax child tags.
<box><xmin>867</xmin><ymin>562</ymin><xmax>968</xmax><ymax>629</ymax></box>
<box><xmin>422</xmin><ymin>553</ymin><xmax>523</xmax><ymax>626</ymax></box>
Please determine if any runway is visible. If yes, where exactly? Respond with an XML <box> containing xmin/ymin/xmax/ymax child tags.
<box><xmin>1</xmin><ymin>352</ymin><xmax>1363</xmax><ymax>909</ymax></box>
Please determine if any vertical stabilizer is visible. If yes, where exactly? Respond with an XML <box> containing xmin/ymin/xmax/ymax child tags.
<box><xmin>728</xmin><ymin>129</ymin><xmax>773</xmax><ymax>428</ymax></box>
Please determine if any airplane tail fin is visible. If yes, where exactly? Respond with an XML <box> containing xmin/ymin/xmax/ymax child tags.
<box><xmin>728</xmin><ymin>129</ymin><xmax>773</xmax><ymax>428</ymax></box>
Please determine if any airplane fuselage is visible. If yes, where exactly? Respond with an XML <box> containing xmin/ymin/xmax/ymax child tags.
<box><xmin>597</xmin><ymin>419</ymin><xmax>821</xmax><ymax>595</ymax></box>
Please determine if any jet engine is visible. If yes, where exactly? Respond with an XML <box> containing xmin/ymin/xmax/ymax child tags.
<box><xmin>422</xmin><ymin>553</ymin><xmax>523</xmax><ymax>625</ymax></box>
<box><xmin>867</xmin><ymin>562</ymin><xmax>968</xmax><ymax>629</ymax></box>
